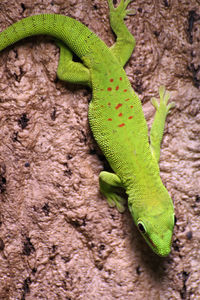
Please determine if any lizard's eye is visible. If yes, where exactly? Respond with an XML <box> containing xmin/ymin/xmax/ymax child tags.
<box><xmin>137</xmin><ymin>222</ymin><xmax>146</xmax><ymax>234</ymax></box>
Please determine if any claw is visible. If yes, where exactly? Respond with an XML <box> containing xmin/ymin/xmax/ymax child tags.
<box><xmin>151</xmin><ymin>86</ymin><xmax>175</xmax><ymax>115</ymax></box>
<box><xmin>163</xmin><ymin>91</ymin><xmax>170</xmax><ymax>105</ymax></box>
<box><xmin>151</xmin><ymin>97</ymin><xmax>159</xmax><ymax>110</ymax></box>
<box><xmin>167</xmin><ymin>101</ymin><xmax>176</xmax><ymax>112</ymax></box>
<box><xmin>124</xmin><ymin>0</ymin><xmax>133</xmax><ymax>9</ymax></box>
<box><xmin>159</xmin><ymin>86</ymin><xmax>171</xmax><ymax>105</ymax></box>
<box><xmin>108</xmin><ymin>0</ymin><xmax>134</xmax><ymax>20</ymax></box>
<box><xmin>159</xmin><ymin>85</ymin><xmax>165</xmax><ymax>100</ymax></box>
<box><xmin>116</xmin><ymin>200</ymin><xmax>126</xmax><ymax>213</ymax></box>
<box><xmin>107</xmin><ymin>0</ymin><xmax>114</xmax><ymax>9</ymax></box>
<box><xmin>106</xmin><ymin>192</ymin><xmax>126</xmax><ymax>213</ymax></box>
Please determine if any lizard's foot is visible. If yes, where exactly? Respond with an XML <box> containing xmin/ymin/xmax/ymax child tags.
<box><xmin>108</xmin><ymin>0</ymin><xmax>136</xmax><ymax>66</ymax></box>
<box><xmin>103</xmin><ymin>191</ymin><xmax>126</xmax><ymax>213</ymax></box>
<box><xmin>99</xmin><ymin>171</ymin><xmax>126</xmax><ymax>212</ymax></box>
<box><xmin>108</xmin><ymin>0</ymin><xmax>136</xmax><ymax>22</ymax></box>
<box><xmin>151</xmin><ymin>86</ymin><xmax>175</xmax><ymax>117</ymax></box>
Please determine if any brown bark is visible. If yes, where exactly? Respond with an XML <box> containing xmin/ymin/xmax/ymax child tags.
<box><xmin>0</xmin><ymin>0</ymin><xmax>199</xmax><ymax>299</ymax></box>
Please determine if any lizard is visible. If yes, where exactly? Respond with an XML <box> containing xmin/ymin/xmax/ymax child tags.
<box><xmin>0</xmin><ymin>0</ymin><xmax>175</xmax><ymax>256</ymax></box>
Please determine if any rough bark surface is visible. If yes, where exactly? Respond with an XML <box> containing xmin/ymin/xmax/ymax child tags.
<box><xmin>0</xmin><ymin>0</ymin><xmax>199</xmax><ymax>299</ymax></box>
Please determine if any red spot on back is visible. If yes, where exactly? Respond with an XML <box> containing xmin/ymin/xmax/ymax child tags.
<box><xmin>125</xmin><ymin>98</ymin><xmax>130</xmax><ymax>101</ymax></box>
<box><xmin>108</xmin><ymin>102</ymin><xmax>111</xmax><ymax>106</ymax></box>
<box><xmin>130</xmin><ymin>105</ymin><xmax>133</xmax><ymax>108</ymax></box>
<box><xmin>110</xmin><ymin>79</ymin><xmax>114</xmax><ymax>82</ymax></box>
<box><xmin>124</xmin><ymin>89</ymin><xmax>127</xmax><ymax>92</ymax></box>
<box><xmin>118</xmin><ymin>113</ymin><xmax>123</xmax><ymax>117</ymax></box>
<box><xmin>115</xmin><ymin>103</ymin><xmax>122</xmax><ymax>110</ymax></box>
<box><xmin>107</xmin><ymin>87</ymin><xmax>112</xmax><ymax>91</ymax></box>
<box><xmin>120</xmin><ymin>77</ymin><xmax>122</xmax><ymax>81</ymax></box>
<box><xmin>128</xmin><ymin>116</ymin><xmax>133</xmax><ymax>119</ymax></box>
<box><xmin>108</xmin><ymin>118</ymin><xmax>112</xmax><ymax>121</ymax></box>
<box><xmin>118</xmin><ymin>123</ymin><xmax>125</xmax><ymax>127</ymax></box>
<box><xmin>116</xmin><ymin>85</ymin><xmax>119</xmax><ymax>91</ymax></box>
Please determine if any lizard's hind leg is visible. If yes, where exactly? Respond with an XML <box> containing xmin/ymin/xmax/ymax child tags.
<box><xmin>55</xmin><ymin>40</ymin><xmax>91</xmax><ymax>87</ymax></box>
<box><xmin>150</xmin><ymin>86</ymin><xmax>175</xmax><ymax>162</ymax></box>
<box><xmin>108</xmin><ymin>0</ymin><xmax>136</xmax><ymax>67</ymax></box>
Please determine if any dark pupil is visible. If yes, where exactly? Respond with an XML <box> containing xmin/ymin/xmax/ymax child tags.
<box><xmin>138</xmin><ymin>223</ymin><xmax>145</xmax><ymax>233</ymax></box>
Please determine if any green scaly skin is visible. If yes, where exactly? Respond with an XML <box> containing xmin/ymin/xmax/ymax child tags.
<box><xmin>0</xmin><ymin>0</ymin><xmax>175</xmax><ymax>256</ymax></box>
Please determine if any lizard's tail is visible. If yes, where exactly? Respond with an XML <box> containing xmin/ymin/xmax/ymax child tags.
<box><xmin>0</xmin><ymin>14</ymin><xmax>95</xmax><ymax>58</ymax></box>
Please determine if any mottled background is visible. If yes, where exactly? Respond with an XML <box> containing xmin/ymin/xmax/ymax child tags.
<box><xmin>0</xmin><ymin>0</ymin><xmax>199</xmax><ymax>299</ymax></box>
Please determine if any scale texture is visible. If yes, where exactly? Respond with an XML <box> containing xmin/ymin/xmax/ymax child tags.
<box><xmin>0</xmin><ymin>0</ymin><xmax>199</xmax><ymax>299</ymax></box>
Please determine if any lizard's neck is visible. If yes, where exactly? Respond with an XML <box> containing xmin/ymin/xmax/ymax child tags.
<box><xmin>124</xmin><ymin>155</ymin><xmax>162</xmax><ymax>199</ymax></box>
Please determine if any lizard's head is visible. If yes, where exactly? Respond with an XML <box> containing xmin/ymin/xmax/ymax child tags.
<box><xmin>128</xmin><ymin>195</ymin><xmax>174</xmax><ymax>257</ymax></box>
<box><xmin>135</xmin><ymin>213</ymin><xmax>174</xmax><ymax>256</ymax></box>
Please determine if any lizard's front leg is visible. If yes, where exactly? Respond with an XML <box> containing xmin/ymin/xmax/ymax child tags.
<box><xmin>150</xmin><ymin>86</ymin><xmax>175</xmax><ymax>162</ymax></box>
<box><xmin>99</xmin><ymin>171</ymin><xmax>126</xmax><ymax>212</ymax></box>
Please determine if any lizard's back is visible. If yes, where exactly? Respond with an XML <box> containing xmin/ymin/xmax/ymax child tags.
<box><xmin>0</xmin><ymin>13</ymin><xmax>157</xmax><ymax>186</ymax></box>
<box><xmin>88</xmin><ymin>52</ymin><xmax>156</xmax><ymax>185</ymax></box>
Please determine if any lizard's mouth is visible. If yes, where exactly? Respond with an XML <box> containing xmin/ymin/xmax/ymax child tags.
<box><xmin>145</xmin><ymin>235</ymin><xmax>156</xmax><ymax>249</ymax></box>
<box><xmin>145</xmin><ymin>233</ymin><xmax>172</xmax><ymax>257</ymax></box>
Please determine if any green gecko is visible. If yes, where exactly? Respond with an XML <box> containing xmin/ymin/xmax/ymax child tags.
<box><xmin>0</xmin><ymin>0</ymin><xmax>175</xmax><ymax>256</ymax></box>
